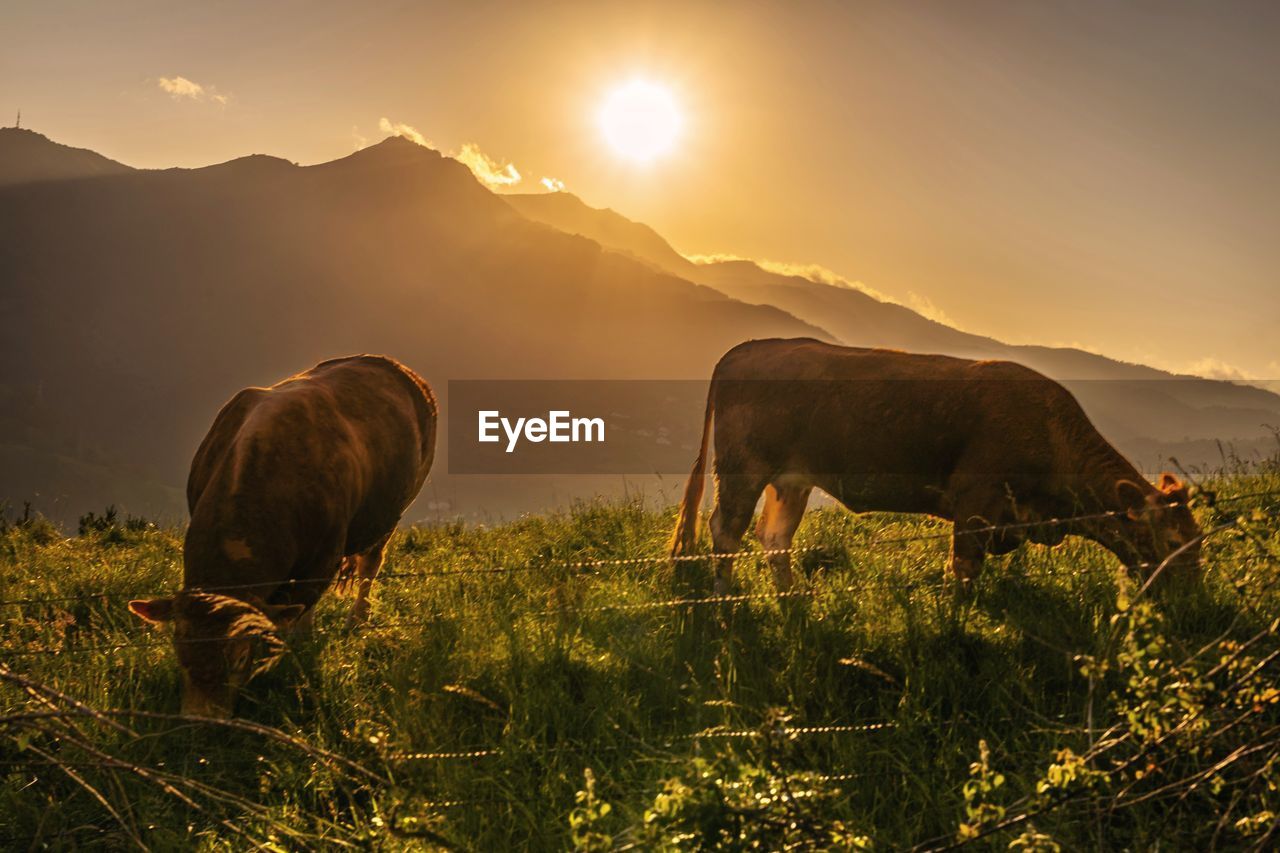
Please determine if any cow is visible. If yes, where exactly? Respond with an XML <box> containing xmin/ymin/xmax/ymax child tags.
<box><xmin>670</xmin><ymin>338</ymin><xmax>1202</xmax><ymax>594</ymax></box>
<box><xmin>128</xmin><ymin>355</ymin><xmax>436</xmax><ymax>717</ymax></box>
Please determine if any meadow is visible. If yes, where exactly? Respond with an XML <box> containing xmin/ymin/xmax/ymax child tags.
<box><xmin>1</xmin><ymin>457</ymin><xmax>1279</xmax><ymax>851</ymax></box>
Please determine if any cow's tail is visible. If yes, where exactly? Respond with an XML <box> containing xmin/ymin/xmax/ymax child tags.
<box><xmin>670</xmin><ymin>388</ymin><xmax>715</xmax><ymax>558</ymax></box>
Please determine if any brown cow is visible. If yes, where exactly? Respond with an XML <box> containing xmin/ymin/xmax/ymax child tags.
<box><xmin>671</xmin><ymin>339</ymin><xmax>1201</xmax><ymax>593</ymax></box>
<box><xmin>128</xmin><ymin>355</ymin><xmax>436</xmax><ymax>717</ymax></box>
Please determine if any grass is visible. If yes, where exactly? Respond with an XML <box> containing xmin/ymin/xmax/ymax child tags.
<box><xmin>1</xmin><ymin>460</ymin><xmax>1279</xmax><ymax>850</ymax></box>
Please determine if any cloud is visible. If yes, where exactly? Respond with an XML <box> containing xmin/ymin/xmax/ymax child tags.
<box><xmin>541</xmin><ymin>176</ymin><xmax>566</xmax><ymax>192</ymax></box>
<box><xmin>374</xmin><ymin>119</ymin><xmax>532</xmax><ymax>191</ymax></box>
<box><xmin>904</xmin><ymin>291</ymin><xmax>955</xmax><ymax>326</ymax></box>
<box><xmin>1185</xmin><ymin>356</ymin><xmax>1251</xmax><ymax>382</ymax></box>
<box><xmin>378</xmin><ymin>117</ymin><xmax>431</xmax><ymax>147</ymax></box>
<box><xmin>1130</xmin><ymin>354</ymin><xmax>1280</xmax><ymax>392</ymax></box>
<box><xmin>158</xmin><ymin>76</ymin><xmax>203</xmax><ymax>98</ymax></box>
<box><xmin>687</xmin><ymin>254</ymin><xmax>898</xmax><ymax>303</ymax></box>
<box><xmin>455</xmin><ymin>142</ymin><xmax>521</xmax><ymax>188</ymax></box>
<box><xmin>1172</xmin><ymin>357</ymin><xmax>1280</xmax><ymax>391</ymax></box>
<box><xmin>156</xmin><ymin>76</ymin><xmax>229</xmax><ymax>106</ymax></box>
<box><xmin>351</xmin><ymin>125</ymin><xmax>368</xmax><ymax>151</ymax></box>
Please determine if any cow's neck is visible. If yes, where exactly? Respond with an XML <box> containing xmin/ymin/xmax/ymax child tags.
<box><xmin>1058</xmin><ymin>421</ymin><xmax>1153</xmax><ymax>511</ymax></box>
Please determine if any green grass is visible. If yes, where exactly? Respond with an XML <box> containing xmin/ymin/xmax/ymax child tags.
<box><xmin>2</xmin><ymin>462</ymin><xmax>1279</xmax><ymax>850</ymax></box>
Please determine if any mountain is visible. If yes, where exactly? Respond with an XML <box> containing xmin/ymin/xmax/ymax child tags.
<box><xmin>2</xmin><ymin>130</ymin><xmax>1276</xmax><ymax>525</ymax></box>
<box><xmin>507</xmin><ymin>191</ymin><xmax>1280</xmax><ymax>458</ymax></box>
<box><xmin>0</xmin><ymin>132</ymin><xmax>828</xmax><ymax>523</ymax></box>
<box><xmin>0</xmin><ymin>127</ymin><xmax>133</xmax><ymax>186</ymax></box>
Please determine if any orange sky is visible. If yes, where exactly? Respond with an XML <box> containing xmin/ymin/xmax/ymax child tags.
<box><xmin>3</xmin><ymin>0</ymin><xmax>1278</xmax><ymax>379</ymax></box>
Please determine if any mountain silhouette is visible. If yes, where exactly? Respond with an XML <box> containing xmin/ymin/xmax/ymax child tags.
<box><xmin>0</xmin><ymin>127</ymin><xmax>133</xmax><ymax>186</ymax></box>
<box><xmin>0</xmin><ymin>132</ymin><xmax>829</xmax><ymax>521</ymax></box>
<box><xmin>2</xmin><ymin>130</ymin><xmax>1276</xmax><ymax>523</ymax></box>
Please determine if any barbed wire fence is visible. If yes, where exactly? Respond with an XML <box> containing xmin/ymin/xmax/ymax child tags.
<box><xmin>0</xmin><ymin>485</ymin><xmax>1278</xmax><ymax>847</ymax></box>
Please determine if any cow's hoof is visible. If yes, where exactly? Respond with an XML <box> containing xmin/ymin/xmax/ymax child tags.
<box><xmin>949</xmin><ymin>575</ymin><xmax>978</xmax><ymax>602</ymax></box>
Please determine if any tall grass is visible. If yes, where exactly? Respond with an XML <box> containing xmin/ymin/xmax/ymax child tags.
<box><xmin>1</xmin><ymin>461</ymin><xmax>1278</xmax><ymax>849</ymax></box>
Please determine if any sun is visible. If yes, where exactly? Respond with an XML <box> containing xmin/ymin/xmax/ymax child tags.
<box><xmin>598</xmin><ymin>80</ymin><xmax>683</xmax><ymax>163</ymax></box>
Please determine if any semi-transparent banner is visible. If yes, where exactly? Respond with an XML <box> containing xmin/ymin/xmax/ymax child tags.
<box><xmin>446</xmin><ymin>379</ymin><xmax>1280</xmax><ymax>475</ymax></box>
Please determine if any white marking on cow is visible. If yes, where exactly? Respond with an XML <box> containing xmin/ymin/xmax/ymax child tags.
<box><xmin>223</xmin><ymin>538</ymin><xmax>253</xmax><ymax>561</ymax></box>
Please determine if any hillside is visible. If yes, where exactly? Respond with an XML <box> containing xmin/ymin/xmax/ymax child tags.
<box><xmin>508</xmin><ymin>192</ymin><xmax>1280</xmax><ymax>455</ymax></box>
<box><xmin>0</xmin><ymin>132</ymin><xmax>827</xmax><ymax>522</ymax></box>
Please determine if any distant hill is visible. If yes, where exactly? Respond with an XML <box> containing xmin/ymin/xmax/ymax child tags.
<box><xmin>507</xmin><ymin>191</ymin><xmax>1280</xmax><ymax>457</ymax></box>
<box><xmin>0</xmin><ymin>127</ymin><xmax>133</xmax><ymax>186</ymax></box>
<box><xmin>0</xmin><ymin>132</ymin><xmax>827</xmax><ymax>523</ymax></box>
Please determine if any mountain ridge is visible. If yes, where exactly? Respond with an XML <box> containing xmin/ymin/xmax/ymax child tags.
<box><xmin>0</xmin><ymin>127</ymin><xmax>134</xmax><ymax>186</ymax></box>
<box><xmin>0</xmin><ymin>129</ymin><xmax>829</xmax><ymax>522</ymax></box>
<box><xmin>2</xmin><ymin>129</ymin><xmax>1277</xmax><ymax>524</ymax></box>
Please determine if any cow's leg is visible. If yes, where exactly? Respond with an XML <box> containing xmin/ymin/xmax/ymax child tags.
<box><xmin>949</xmin><ymin>491</ymin><xmax>1024</xmax><ymax>595</ymax></box>
<box><xmin>708</xmin><ymin>473</ymin><xmax>766</xmax><ymax>594</ymax></box>
<box><xmin>946</xmin><ymin>473</ymin><xmax>1016</xmax><ymax>595</ymax></box>
<box><xmin>346</xmin><ymin>535</ymin><xmax>391</xmax><ymax>628</ymax></box>
<box><xmin>754</xmin><ymin>480</ymin><xmax>812</xmax><ymax>591</ymax></box>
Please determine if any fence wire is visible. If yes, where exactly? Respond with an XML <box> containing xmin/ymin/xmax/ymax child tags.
<box><xmin>1</xmin><ymin>492</ymin><xmax>1275</xmax><ymax>658</ymax></box>
<box><xmin>5</xmin><ymin>488</ymin><xmax>1273</xmax><ymax>613</ymax></box>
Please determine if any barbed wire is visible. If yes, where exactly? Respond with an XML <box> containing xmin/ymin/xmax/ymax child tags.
<box><xmin>1</xmin><ymin>498</ymin><xmax>1273</xmax><ymax>658</ymax></box>
<box><xmin>384</xmin><ymin>721</ymin><xmax>895</xmax><ymax>762</ymax></box>
<box><xmin>0</xmin><ymin>722</ymin><xmax>890</xmax><ymax>773</ymax></box>
<box><xmin>5</xmin><ymin>488</ymin><xmax>1273</xmax><ymax>612</ymax></box>
<box><xmin>0</xmin><ymin>549</ymin><xmax>1106</xmax><ymax>658</ymax></box>
<box><xmin>0</xmin><ymin>574</ymin><xmax>918</xmax><ymax>657</ymax></box>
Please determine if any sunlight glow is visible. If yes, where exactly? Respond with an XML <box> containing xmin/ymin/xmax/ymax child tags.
<box><xmin>598</xmin><ymin>80</ymin><xmax>683</xmax><ymax>163</ymax></box>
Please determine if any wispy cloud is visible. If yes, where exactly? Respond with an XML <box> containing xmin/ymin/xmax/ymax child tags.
<box><xmin>1132</xmin><ymin>354</ymin><xmax>1280</xmax><ymax>392</ymax></box>
<box><xmin>541</xmin><ymin>176</ymin><xmax>566</xmax><ymax>192</ymax></box>
<box><xmin>903</xmin><ymin>291</ymin><xmax>955</xmax><ymax>327</ymax></box>
<box><xmin>455</xmin><ymin>143</ymin><xmax>521</xmax><ymax>188</ymax></box>
<box><xmin>156</xmin><ymin>75</ymin><xmax>229</xmax><ymax>106</ymax></box>
<box><xmin>687</xmin><ymin>254</ymin><xmax>899</xmax><ymax>304</ymax></box>
<box><xmin>376</xmin><ymin>118</ymin><xmax>533</xmax><ymax>191</ymax></box>
<box><xmin>1185</xmin><ymin>356</ymin><xmax>1251</xmax><ymax>382</ymax></box>
<box><xmin>378</xmin><ymin>117</ymin><xmax>430</xmax><ymax>147</ymax></box>
<box><xmin>351</xmin><ymin>125</ymin><xmax>368</xmax><ymax>151</ymax></box>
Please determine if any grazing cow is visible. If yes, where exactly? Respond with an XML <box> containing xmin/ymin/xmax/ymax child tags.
<box><xmin>670</xmin><ymin>339</ymin><xmax>1201</xmax><ymax>593</ymax></box>
<box><xmin>128</xmin><ymin>355</ymin><xmax>436</xmax><ymax>717</ymax></box>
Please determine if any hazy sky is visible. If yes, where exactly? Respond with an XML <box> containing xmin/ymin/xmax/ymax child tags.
<box><xmin>4</xmin><ymin>0</ymin><xmax>1278</xmax><ymax>378</ymax></box>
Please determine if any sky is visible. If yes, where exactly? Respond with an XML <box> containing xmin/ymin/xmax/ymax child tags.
<box><xmin>3</xmin><ymin>0</ymin><xmax>1278</xmax><ymax>379</ymax></box>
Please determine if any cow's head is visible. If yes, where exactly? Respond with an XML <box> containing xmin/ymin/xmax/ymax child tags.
<box><xmin>1112</xmin><ymin>472</ymin><xmax>1202</xmax><ymax>586</ymax></box>
<box><xmin>127</xmin><ymin>592</ymin><xmax>303</xmax><ymax>718</ymax></box>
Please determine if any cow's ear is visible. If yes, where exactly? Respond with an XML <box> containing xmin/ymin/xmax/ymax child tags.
<box><xmin>1115</xmin><ymin>480</ymin><xmax>1147</xmax><ymax>521</ymax></box>
<box><xmin>128</xmin><ymin>597</ymin><xmax>175</xmax><ymax>625</ymax></box>
<box><xmin>1157</xmin><ymin>472</ymin><xmax>1189</xmax><ymax>502</ymax></box>
<box><xmin>261</xmin><ymin>603</ymin><xmax>305</xmax><ymax>629</ymax></box>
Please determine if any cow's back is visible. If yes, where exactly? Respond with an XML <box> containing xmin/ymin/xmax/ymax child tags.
<box><xmin>293</xmin><ymin>355</ymin><xmax>437</xmax><ymax>553</ymax></box>
<box><xmin>708</xmin><ymin>339</ymin><xmax>1091</xmax><ymax>512</ymax></box>
<box><xmin>184</xmin><ymin>355</ymin><xmax>436</xmax><ymax>595</ymax></box>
